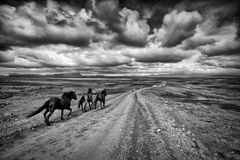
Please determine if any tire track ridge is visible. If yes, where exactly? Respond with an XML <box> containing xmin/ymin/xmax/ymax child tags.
<box><xmin>136</xmin><ymin>92</ymin><xmax>177</xmax><ymax>160</ymax></box>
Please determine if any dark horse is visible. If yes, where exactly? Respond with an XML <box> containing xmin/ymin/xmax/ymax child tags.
<box><xmin>26</xmin><ymin>91</ymin><xmax>77</xmax><ymax>125</ymax></box>
<box><xmin>78</xmin><ymin>94</ymin><xmax>86</xmax><ymax>111</ymax></box>
<box><xmin>86</xmin><ymin>88</ymin><xmax>93</xmax><ymax>109</ymax></box>
<box><xmin>94</xmin><ymin>89</ymin><xmax>107</xmax><ymax>109</ymax></box>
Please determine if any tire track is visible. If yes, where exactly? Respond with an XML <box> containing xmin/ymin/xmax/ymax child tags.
<box><xmin>126</xmin><ymin>93</ymin><xmax>151</xmax><ymax>160</ymax></box>
<box><xmin>135</xmin><ymin>92</ymin><xmax>177</xmax><ymax>160</ymax></box>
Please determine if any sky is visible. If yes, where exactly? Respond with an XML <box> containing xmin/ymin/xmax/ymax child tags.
<box><xmin>0</xmin><ymin>0</ymin><xmax>239</xmax><ymax>76</ymax></box>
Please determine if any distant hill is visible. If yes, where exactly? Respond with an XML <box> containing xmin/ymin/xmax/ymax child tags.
<box><xmin>8</xmin><ymin>72</ymin><xmax>82</xmax><ymax>78</ymax></box>
<box><xmin>8</xmin><ymin>73</ymin><xmax>44</xmax><ymax>78</ymax></box>
<box><xmin>49</xmin><ymin>72</ymin><xmax>82</xmax><ymax>78</ymax></box>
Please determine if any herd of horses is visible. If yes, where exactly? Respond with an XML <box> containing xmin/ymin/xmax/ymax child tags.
<box><xmin>26</xmin><ymin>88</ymin><xmax>107</xmax><ymax>125</ymax></box>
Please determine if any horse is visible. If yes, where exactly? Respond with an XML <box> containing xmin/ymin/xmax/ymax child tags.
<box><xmin>86</xmin><ymin>88</ymin><xmax>93</xmax><ymax>109</ymax></box>
<box><xmin>94</xmin><ymin>89</ymin><xmax>107</xmax><ymax>109</ymax></box>
<box><xmin>78</xmin><ymin>94</ymin><xmax>86</xmax><ymax>111</ymax></box>
<box><xmin>26</xmin><ymin>91</ymin><xmax>77</xmax><ymax>125</ymax></box>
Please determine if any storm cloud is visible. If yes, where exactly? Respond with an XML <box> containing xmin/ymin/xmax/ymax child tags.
<box><xmin>0</xmin><ymin>0</ymin><xmax>239</xmax><ymax>75</ymax></box>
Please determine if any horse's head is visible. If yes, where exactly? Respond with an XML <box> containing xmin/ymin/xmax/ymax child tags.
<box><xmin>102</xmin><ymin>89</ymin><xmax>107</xmax><ymax>96</ymax></box>
<box><xmin>62</xmin><ymin>91</ymin><xmax>77</xmax><ymax>100</ymax></box>
<box><xmin>70</xmin><ymin>91</ymin><xmax>77</xmax><ymax>100</ymax></box>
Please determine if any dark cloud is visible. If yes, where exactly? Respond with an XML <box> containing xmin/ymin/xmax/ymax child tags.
<box><xmin>201</xmin><ymin>47</ymin><xmax>240</xmax><ymax>57</ymax></box>
<box><xmin>0</xmin><ymin>1</ymin><xmax>96</xmax><ymax>48</ymax></box>
<box><xmin>0</xmin><ymin>44</ymin><xmax>12</xmax><ymax>51</ymax></box>
<box><xmin>91</xmin><ymin>0</ymin><xmax>121</xmax><ymax>32</ymax></box>
<box><xmin>199</xmin><ymin>55</ymin><xmax>240</xmax><ymax>69</ymax></box>
<box><xmin>116</xmin><ymin>35</ymin><xmax>146</xmax><ymax>47</ymax></box>
<box><xmin>126</xmin><ymin>47</ymin><xmax>194</xmax><ymax>63</ymax></box>
<box><xmin>197</xmin><ymin>24</ymin><xmax>240</xmax><ymax>56</ymax></box>
<box><xmin>136</xmin><ymin>55</ymin><xmax>185</xmax><ymax>63</ymax></box>
<box><xmin>0</xmin><ymin>52</ymin><xmax>14</xmax><ymax>63</ymax></box>
<box><xmin>177</xmin><ymin>0</ymin><xmax>240</xmax><ymax>38</ymax></box>
<box><xmin>162</xmin><ymin>10</ymin><xmax>202</xmax><ymax>47</ymax></box>
<box><xmin>0</xmin><ymin>0</ymin><xmax>240</xmax><ymax>75</ymax></box>
<box><xmin>147</xmin><ymin>7</ymin><xmax>168</xmax><ymax>33</ymax></box>
<box><xmin>181</xmin><ymin>37</ymin><xmax>216</xmax><ymax>50</ymax></box>
<box><xmin>91</xmin><ymin>0</ymin><xmax>150</xmax><ymax>47</ymax></box>
<box><xmin>148</xmin><ymin>10</ymin><xmax>202</xmax><ymax>48</ymax></box>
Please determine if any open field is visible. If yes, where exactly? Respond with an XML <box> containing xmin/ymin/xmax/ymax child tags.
<box><xmin>0</xmin><ymin>76</ymin><xmax>240</xmax><ymax>160</ymax></box>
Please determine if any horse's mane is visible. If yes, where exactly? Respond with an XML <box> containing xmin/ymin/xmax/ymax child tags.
<box><xmin>62</xmin><ymin>91</ymin><xmax>69</xmax><ymax>99</ymax></box>
<box><xmin>87</xmin><ymin>88</ymin><xmax>92</xmax><ymax>94</ymax></box>
<box><xmin>62</xmin><ymin>91</ymin><xmax>75</xmax><ymax>99</ymax></box>
<box><xmin>101</xmin><ymin>89</ymin><xmax>107</xmax><ymax>96</ymax></box>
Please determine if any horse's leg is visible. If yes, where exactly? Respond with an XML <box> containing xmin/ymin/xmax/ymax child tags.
<box><xmin>89</xmin><ymin>101</ymin><xmax>91</xmax><ymax>110</ymax></box>
<box><xmin>82</xmin><ymin>103</ymin><xmax>84</xmax><ymax>111</ymax></box>
<box><xmin>46</xmin><ymin>108</ymin><xmax>55</xmax><ymax>125</ymax></box>
<box><xmin>84</xmin><ymin>103</ymin><xmax>87</xmax><ymax>112</ymax></box>
<box><xmin>78</xmin><ymin>101</ymin><xmax>80</xmax><ymax>109</ymax></box>
<box><xmin>90</xmin><ymin>101</ymin><xmax>93</xmax><ymax>109</ymax></box>
<box><xmin>61</xmin><ymin>109</ymin><xmax>64</xmax><ymax>120</ymax></box>
<box><xmin>79</xmin><ymin>103</ymin><xmax>82</xmax><ymax>110</ymax></box>
<box><xmin>100</xmin><ymin>101</ymin><xmax>103</xmax><ymax>109</ymax></box>
<box><xmin>43</xmin><ymin>108</ymin><xmax>49</xmax><ymax>121</ymax></box>
<box><xmin>102</xmin><ymin>98</ymin><xmax>105</xmax><ymax>108</ymax></box>
<box><xmin>68</xmin><ymin>108</ymin><xmax>72</xmax><ymax>116</ymax></box>
<box><xmin>94</xmin><ymin>101</ymin><xmax>97</xmax><ymax>109</ymax></box>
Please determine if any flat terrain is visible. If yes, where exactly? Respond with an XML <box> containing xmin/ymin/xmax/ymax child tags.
<box><xmin>0</xmin><ymin>76</ymin><xmax>240</xmax><ymax>160</ymax></box>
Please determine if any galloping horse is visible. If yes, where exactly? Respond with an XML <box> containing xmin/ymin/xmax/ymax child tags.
<box><xmin>94</xmin><ymin>89</ymin><xmax>107</xmax><ymax>109</ymax></box>
<box><xmin>26</xmin><ymin>91</ymin><xmax>77</xmax><ymax>125</ymax></box>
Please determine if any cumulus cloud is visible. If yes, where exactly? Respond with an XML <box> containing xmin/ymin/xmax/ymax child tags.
<box><xmin>149</xmin><ymin>10</ymin><xmax>202</xmax><ymax>47</ymax></box>
<box><xmin>116</xmin><ymin>7</ymin><xmax>150</xmax><ymax>47</ymax></box>
<box><xmin>198</xmin><ymin>24</ymin><xmax>240</xmax><ymax>56</ymax></box>
<box><xmin>91</xmin><ymin>1</ymin><xmax>150</xmax><ymax>47</ymax></box>
<box><xmin>180</xmin><ymin>26</ymin><xmax>217</xmax><ymax>50</ymax></box>
<box><xmin>0</xmin><ymin>0</ymin><xmax>240</xmax><ymax>76</ymax></box>
<box><xmin>91</xmin><ymin>0</ymin><xmax>121</xmax><ymax>32</ymax></box>
<box><xmin>0</xmin><ymin>1</ymin><xmax>96</xmax><ymax>47</ymax></box>
<box><xmin>181</xmin><ymin>37</ymin><xmax>216</xmax><ymax>50</ymax></box>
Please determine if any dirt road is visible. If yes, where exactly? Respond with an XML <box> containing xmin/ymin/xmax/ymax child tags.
<box><xmin>0</xmin><ymin>87</ymin><xmax>233</xmax><ymax>160</ymax></box>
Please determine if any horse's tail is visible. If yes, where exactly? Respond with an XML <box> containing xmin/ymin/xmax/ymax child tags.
<box><xmin>26</xmin><ymin>100</ymin><xmax>49</xmax><ymax>118</ymax></box>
